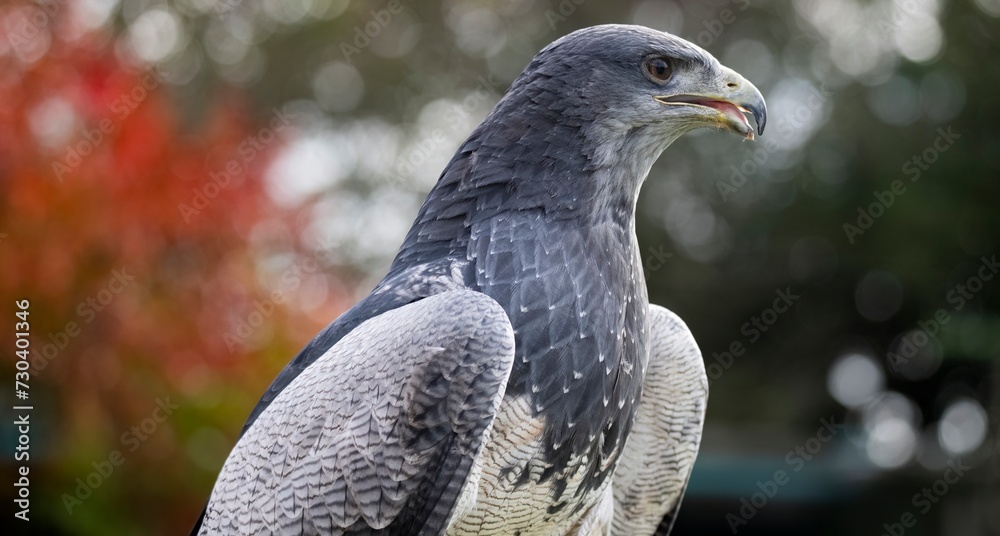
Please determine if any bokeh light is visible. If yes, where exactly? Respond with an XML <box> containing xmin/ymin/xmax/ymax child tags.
<box><xmin>854</xmin><ymin>270</ymin><xmax>904</xmax><ymax>322</ymax></box>
<box><xmin>937</xmin><ymin>397</ymin><xmax>989</xmax><ymax>456</ymax></box>
<box><xmin>862</xmin><ymin>392</ymin><xmax>921</xmax><ymax>469</ymax></box>
<box><xmin>828</xmin><ymin>352</ymin><xmax>885</xmax><ymax>409</ymax></box>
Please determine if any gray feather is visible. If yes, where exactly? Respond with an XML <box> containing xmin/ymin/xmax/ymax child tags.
<box><xmin>200</xmin><ymin>291</ymin><xmax>515</xmax><ymax>535</ymax></box>
<box><xmin>611</xmin><ymin>305</ymin><xmax>708</xmax><ymax>536</ymax></box>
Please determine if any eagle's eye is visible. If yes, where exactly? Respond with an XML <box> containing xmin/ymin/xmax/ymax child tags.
<box><xmin>644</xmin><ymin>57</ymin><xmax>672</xmax><ymax>82</ymax></box>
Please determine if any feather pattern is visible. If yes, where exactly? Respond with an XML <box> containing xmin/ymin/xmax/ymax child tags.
<box><xmin>200</xmin><ymin>291</ymin><xmax>515</xmax><ymax>535</ymax></box>
<box><xmin>195</xmin><ymin>23</ymin><xmax>764</xmax><ymax>536</ymax></box>
<box><xmin>612</xmin><ymin>305</ymin><xmax>708</xmax><ymax>536</ymax></box>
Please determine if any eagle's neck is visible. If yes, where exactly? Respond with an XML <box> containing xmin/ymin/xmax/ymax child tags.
<box><xmin>584</xmin><ymin>118</ymin><xmax>685</xmax><ymax>226</ymax></box>
<box><xmin>391</xmin><ymin>110</ymin><xmax>685</xmax><ymax>273</ymax></box>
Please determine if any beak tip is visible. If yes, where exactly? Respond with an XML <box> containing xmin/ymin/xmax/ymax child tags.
<box><xmin>723</xmin><ymin>66</ymin><xmax>767</xmax><ymax>138</ymax></box>
<box><xmin>751</xmin><ymin>104</ymin><xmax>767</xmax><ymax>137</ymax></box>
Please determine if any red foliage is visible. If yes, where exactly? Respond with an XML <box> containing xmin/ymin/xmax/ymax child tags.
<box><xmin>0</xmin><ymin>4</ymin><xmax>351</xmax><ymax>533</ymax></box>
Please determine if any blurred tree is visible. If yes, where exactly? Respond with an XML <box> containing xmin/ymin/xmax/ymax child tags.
<box><xmin>0</xmin><ymin>2</ymin><xmax>353</xmax><ymax>534</ymax></box>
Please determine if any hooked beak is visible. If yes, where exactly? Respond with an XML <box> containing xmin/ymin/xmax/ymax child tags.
<box><xmin>654</xmin><ymin>68</ymin><xmax>767</xmax><ymax>140</ymax></box>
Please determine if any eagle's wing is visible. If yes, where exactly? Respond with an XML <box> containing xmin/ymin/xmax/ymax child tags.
<box><xmin>612</xmin><ymin>304</ymin><xmax>708</xmax><ymax>536</ymax></box>
<box><xmin>199</xmin><ymin>290</ymin><xmax>515</xmax><ymax>535</ymax></box>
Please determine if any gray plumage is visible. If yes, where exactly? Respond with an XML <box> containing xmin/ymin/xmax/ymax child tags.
<box><xmin>196</xmin><ymin>24</ymin><xmax>765</xmax><ymax>536</ymax></box>
<box><xmin>612</xmin><ymin>306</ymin><xmax>708</xmax><ymax>535</ymax></box>
<box><xmin>202</xmin><ymin>291</ymin><xmax>515</xmax><ymax>534</ymax></box>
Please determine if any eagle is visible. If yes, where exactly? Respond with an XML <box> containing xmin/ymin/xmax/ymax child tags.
<box><xmin>194</xmin><ymin>24</ymin><xmax>766</xmax><ymax>536</ymax></box>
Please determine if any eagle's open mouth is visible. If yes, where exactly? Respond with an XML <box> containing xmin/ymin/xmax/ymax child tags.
<box><xmin>654</xmin><ymin>95</ymin><xmax>756</xmax><ymax>140</ymax></box>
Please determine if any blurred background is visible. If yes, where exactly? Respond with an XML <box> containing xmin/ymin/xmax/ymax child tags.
<box><xmin>1</xmin><ymin>0</ymin><xmax>998</xmax><ymax>534</ymax></box>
